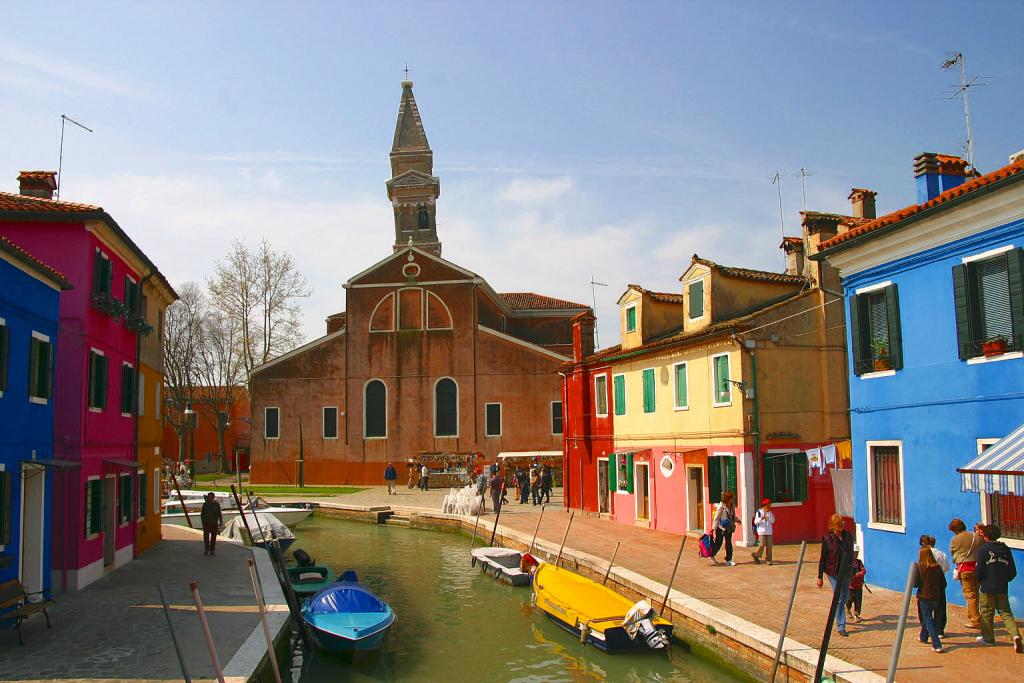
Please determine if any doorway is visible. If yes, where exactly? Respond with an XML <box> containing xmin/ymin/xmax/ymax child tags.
<box><xmin>635</xmin><ymin>463</ymin><xmax>650</xmax><ymax>520</ymax></box>
<box><xmin>103</xmin><ymin>475</ymin><xmax>116</xmax><ymax>566</ymax></box>
<box><xmin>597</xmin><ymin>459</ymin><xmax>609</xmax><ymax>513</ymax></box>
<box><xmin>19</xmin><ymin>467</ymin><xmax>46</xmax><ymax>593</ymax></box>
<box><xmin>687</xmin><ymin>466</ymin><xmax>705</xmax><ymax>531</ymax></box>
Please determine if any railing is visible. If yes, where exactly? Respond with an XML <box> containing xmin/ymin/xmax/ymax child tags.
<box><xmin>962</xmin><ymin>334</ymin><xmax>1023</xmax><ymax>359</ymax></box>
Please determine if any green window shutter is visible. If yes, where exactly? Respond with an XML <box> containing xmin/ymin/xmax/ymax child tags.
<box><xmin>41</xmin><ymin>341</ymin><xmax>52</xmax><ymax>399</ymax></box>
<box><xmin>952</xmin><ymin>264</ymin><xmax>974</xmax><ymax>360</ymax></box>
<box><xmin>848</xmin><ymin>294</ymin><xmax>867</xmax><ymax>374</ymax></box>
<box><xmin>674</xmin><ymin>364</ymin><xmax>687</xmax><ymax>407</ymax></box>
<box><xmin>884</xmin><ymin>284</ymin><xmax>903</xmax><ymax>370</ymax></box>
<box><xmin>794</xmin><ymin>453</ymin><xmax>809</xmax><ymax>501</ymax></box>
<box><xmin>1008</xmin><ymin>248</ymin><xmax>1024</xmax><ymax>348</ymax></box>
<box><xmin>608</xmin><ymin>456</ymin><xmax>617</xmax><ymax>492</ymax></box>
<box><xmin>642</xmin><ymin>368</ymin><xmax>655</xmax><ymax>413</ymax></box>
<box><xmin>88</xmin><ymin>353</ymin><xmax>97</xmax><ymax>408</ymax></box>
<box><xmin>626</xmin><ymin>453</ymin><xmax>634</xmax><ymax>493</ymax></box>
<box><xmin>763</xmin><ymin>457</ymin><xmax>777</xmax><ymax>502</ymax></box>
<box><xmin>87</xmin><ymin>479</ymin><xmax>102</xmax><ymax>536</ymax></box>
<box><xmin>613</xmin><ymin>375</ymin><xmax>626</xmax><ymax>416</ymax></box>
<box><xmin>92</xmin><ymin>251</ymin><xmax>103</xmax><ymax>294</ymax></box>
<box><xmin>99</xmin><ymin>356</ymin><xmax>108</xmax><ymax>409</ymax></box>
<box><xmin>138</xmin><ymin>472</ymin><xmax>147</xmax><ymax>519</ymax></box>
<box><xmin>0</xmin><ymin>323</ymin><xmax>8</xmax><ymax>393</ymax></box>
<box><xmin>626</xmin><ymin>306</ymin><xmax>637</xmax><ymax>333</ymax></box>
<box><xmin>28</xmin><ymin>337</ymin><xmax>39</xmax><ymax>398</ymax></box>
<box><xmin>726</xmin><ymin>457</ymin><xmax>737</xmax><ymax>497</ymax></box>
<box><xmin>120</xmin><ymin>476</ymin><xmax>133</xmax><ymax>524</ymax></box>
<box><xmin>708</xmin><ymin>457</ymin><xmax>722</xmax><ymax>503</ymax></box>
<box><xmin>688</xmin><ymin>280</ymin><xmax>704</xmax><ymax>318</ymax></box>
<box><xmin>1</xmin><ymin>471</ymin><xmax>11</xmax><ymax>545</ymax></box>
<box><xmin>714</xmin><ymin>355</ymin><xmax>730</xmax><ymax>403</ymax></box>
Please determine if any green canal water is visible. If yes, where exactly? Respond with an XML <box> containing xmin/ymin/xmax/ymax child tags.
<box><xmin>284</xmin><ymin>516</ymin><xmax>745</xmax><ymax>683</ymax></box>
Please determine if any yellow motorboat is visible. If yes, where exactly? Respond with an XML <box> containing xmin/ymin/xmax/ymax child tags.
<box><xmin>532</xmin><ymin>562</ymin><xmax>672</xmax><ymax>653</ymax></box>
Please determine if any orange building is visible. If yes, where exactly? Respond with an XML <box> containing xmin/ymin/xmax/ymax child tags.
<box><xmin>163</xmin><ymin>387</ymin><xmax>252</xmax><ymax>473</ymax></box>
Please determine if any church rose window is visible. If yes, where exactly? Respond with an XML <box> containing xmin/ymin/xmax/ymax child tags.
<box><xmin>434</xmin><ymin>377</ymin><xmax>458</xmax><ymax>437</ymax></box>
<box><xmin>364</xmin><ymin>380</ymin><xmax>387</xmax><ymax>438</ymax></box>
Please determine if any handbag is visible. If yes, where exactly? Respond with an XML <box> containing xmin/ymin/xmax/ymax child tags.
<box><xmin>954</xmin><ymin>535</ymin><xmax>978</xmax><ymax>581</ymax></box>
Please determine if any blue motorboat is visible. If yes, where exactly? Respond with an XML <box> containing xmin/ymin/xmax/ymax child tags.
<box><xmin>301</xmin><ymin>579</ymin><xmax>395</xmax><ymax>653</ymax></box>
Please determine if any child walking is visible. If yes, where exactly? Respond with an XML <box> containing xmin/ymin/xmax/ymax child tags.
<box><xmin>750</xmin><ymin>499</ymin><xmax>775</xmax><ymax>565</ymax></box>
<box><xmin>846</xmin><ymin>544</ymin><xmax>867</xmax><ymax>622</ymax></box>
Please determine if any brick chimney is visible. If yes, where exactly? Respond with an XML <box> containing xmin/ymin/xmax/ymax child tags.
<box><xmin>18</xmin><ymin>171</ymin><xmax>57</xmax><ymax>200</ymax></box>
<box><xmin>780</xmin><ymin>237</ymin><xmax>805</xmax><ymax>276</ymax></box>
<box><xmin>914</xmin><ymin>152</ymin><xmax>971</xmax><ymax>203</ymax></box>
<box><xmin>571</xmin><ymin>311</ymin><xmax>596</xmax><ymax>362</ymax></box>
<box><xmin>325</xmin><ymin>311</ymin><xmax>347</xmax><ymax>334</ymax></box>
<box><xmin>848</xmin><ymin>188</ymin><xmax>877</xmax><ymax>219</ymax></box>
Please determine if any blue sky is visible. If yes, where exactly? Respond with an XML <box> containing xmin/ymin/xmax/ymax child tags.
<box><xmin>3</xmin><ymin>2</ymin><xmax>1022</xmax><ymax>346</ymax></box>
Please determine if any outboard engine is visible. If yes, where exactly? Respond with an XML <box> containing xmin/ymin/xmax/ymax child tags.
<box><xmin>622</xmin><ymin>601</ymin><xmax>669</xmax><ymax>650</ymax></box>
<box><xmin>293</xmin><ymin>548</ymin><xmax>315</xmax><ymax>567</ymax></box>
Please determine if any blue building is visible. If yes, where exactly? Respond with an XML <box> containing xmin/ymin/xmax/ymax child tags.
<box><xmin>0</xmin><ymin>235</ymin><xmax>70</xmax><ymax>596</ymax></box>
<box><xmin>815</xmin><ymin>151</ymin><xmax>1024</xmax><ymax>612</ymax></box>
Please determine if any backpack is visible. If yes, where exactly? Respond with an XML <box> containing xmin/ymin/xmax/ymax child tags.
<box><xmin>698</xmin><ymin>533</ymin><xmax>715</xmax><ymax>558</ymax></box>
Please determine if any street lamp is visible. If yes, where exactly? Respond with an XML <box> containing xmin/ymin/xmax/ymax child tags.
<box><xmin>183</xmin><ymin>402</ymin><xmax>196</xmax><ymax>482</ymax></box>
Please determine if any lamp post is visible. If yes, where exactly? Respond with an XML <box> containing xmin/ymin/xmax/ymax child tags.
<box><xmin>184</xmin><ymin>402</ymin><xmax>196</xmax><ymax>483</ymax></box>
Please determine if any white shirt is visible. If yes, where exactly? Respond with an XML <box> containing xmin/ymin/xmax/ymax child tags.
<box><xmin>930</xmin><ymin>547</ymin><xmax>950</xmax><ymax>573</ymax></box>
<box><xmin>421</xmin><ymin>465</ymin><xmax>429</xmax><ymax>477</ymax></box>
<box><xmin>754</xmin><ymin>509</ymin><xmax>775</xmax><ymax>535</ymax></box>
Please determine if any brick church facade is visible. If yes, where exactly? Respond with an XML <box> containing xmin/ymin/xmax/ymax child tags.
<box><xmin>248</xmin><ymin>81</ymin><xmax>588</xmax><ymax>485</ymax></box>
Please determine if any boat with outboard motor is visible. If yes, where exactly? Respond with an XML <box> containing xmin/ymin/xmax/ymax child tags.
<box><xmin>220</xmin><ymin>512</ymin><xmax>296</xmax><ymax>551</ymax></box>
<box><xmin>532</xmin><ymin>562</ymin><xmax>672</xmax><ymax>653</ymax></box>
<box><xmin>301</xmin><ymin>574</ymin><xmax>396</xmax><ymax>653</ymax></box>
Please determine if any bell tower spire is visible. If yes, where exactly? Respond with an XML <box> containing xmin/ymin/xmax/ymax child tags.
<box><xmin>387</xmin><ymin>79</ymin><xmax>441</xmax><ymax>255</ymax></box>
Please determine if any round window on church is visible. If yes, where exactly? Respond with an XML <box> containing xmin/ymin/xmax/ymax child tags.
<box><xmin>403</xmin><ymin>263</ymin><xmax>421</xmax><ymax>279</ymax></box>
<box><xmin>659</xmin><ymin>455</ymin><xmax>675</xmax><ymax>478</ymax></box>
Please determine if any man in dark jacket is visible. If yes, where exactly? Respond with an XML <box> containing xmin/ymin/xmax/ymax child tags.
<box><xmin>975</xmin><ymin>524</ymin><xmax>1021</xmax><ymax>652</ymax></box>
<box><xmin>200</xmin><ymin>492</ymin><xmax>223</xmax><ymax>556</ymax></box>
<box><xmin>384</xmin><ymin>462</ymin><xmax>397</xmax><ymax>495</ymax></box>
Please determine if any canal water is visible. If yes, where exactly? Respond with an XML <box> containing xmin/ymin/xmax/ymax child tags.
<box><xmin>284</xmin><ymin>516</ymin><xmax>745</xmax><ymax>683</ymax></box>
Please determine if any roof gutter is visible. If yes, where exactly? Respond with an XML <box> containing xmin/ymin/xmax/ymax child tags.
<box><xmin>570</xmin><ymin>325</ymin><xmax>739</xmax><ymax>368</ymax></box>
<box><xmin>811</xmin><ymin>169</ymin><xmax>1024</xmax><ymax>262</ymax></box>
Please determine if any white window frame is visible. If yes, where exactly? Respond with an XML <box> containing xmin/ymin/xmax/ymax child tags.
<box><xmin>397</xmin><ymin>286</ymin><xmax>425</xmax><ymax>331</ymax></box>
<box><xmin>686</xmin><ymin>277</ymin><xmax>706</xmax><ymax>321</ymax></box>
<box><xmin>634</xmin><ymin>461</ymin><xmax>651</xmax><ymax>521</ymax></box>
<box><xmin>612</xmin><ymin>373</ymin><xmax>626</xmax><ymax>416</ymax></box>
<box><xmin>594</xmin><ymin>373</ymin><xmax>609</xmax><ymax>418</ymax></box>
<box><xmin>976</xmin><ymin>438</ymin><xmax>1024</xmax><ymax>550</ymax></box>
<box><xmin>865</xmin><ymin>440</ymin><xmax>906</xmax><ymax>533</ymax></box>
<box><xmin>711</xmin><ymin>352</ymin><xmax>732</xmax><ymax>407</ymax></box>
<box><xmin>368</xmin><ymin>292</ymin><xmax>396</xmax><ymax>333</ymax></box>
<box><xmin>672</xmin><ymin>361</ymin><xmax>689</xmax><ymax>410</ymax></box>
<box><xmin>322</xmin><ymin>406</ymin><xmax>339</xmax><ymax>440</ymax></box>
<box><xmin>597</xmin><ymin>456</ymin><xmax>610</xmax><ymax>513</ymax></box>
<box><xmin>28</xmin><ymin>331</ymin><xmax>51</xmax><ymax>405</ymax></box>
<box><xmin>264</xmin><ymin>406</ymin><xmax>281</xmax><ymax>440</ymax></box>
<box><xmin>432</xmin><ymin>376</ymin><xmax>459</xmax><ymax>438</ymax></box>
<box><xmin>363</xmin><ymin>379</ymin><xmax>388</xmax><ymax>440</ymax></box>
<box><xmin>425</xmin><ymin>290</ymin><xmax>454</xmax><ymax>330</ymax></box>
<box><xmin>764</xmin><ymin>448</ymin><xmax>804</xmax><ymax>508</ymax></box>
<box><xmin>120</xmin><ymin>361</ymin><xmax>135</xmax><ymax>417</ymax></box>
<box><xmin>484</xmin><ymin>402</ymin><xmax>502</xmax><ymax>437</ymax></box>
<box><xmin>0</xmin><ymin>316</ymin><xmax>6</xmax><ymax>399</ymax></box>
<box><xmin>550</xmin><ymin>400</ymin><xmax>563</xmax><ymax>435</ymax></box>
<box><xmin>625</xmin><ymin>303</ymin><xmax>638</xmax><ymax>334</ymax></box>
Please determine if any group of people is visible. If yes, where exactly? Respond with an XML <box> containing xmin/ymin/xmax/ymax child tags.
<box><xmin>513</xmin><ymin>465</ymin><xmax>553</xmax><ymax>506</ymax></box>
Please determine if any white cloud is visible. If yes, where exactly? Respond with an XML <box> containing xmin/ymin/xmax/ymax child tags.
<box><xmin>497</xmin><ymin>176</ymin><xmax>575</xmax><ymax>204</ymax></box>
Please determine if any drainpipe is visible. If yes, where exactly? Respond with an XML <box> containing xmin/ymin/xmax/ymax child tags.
<box><xmin>736</xmin><ymin>335</ymin><xmax>762</xmax><ymax>515</ymax></box>
<box><xmin>133</xmin><ymin>271</ymin><xmax>154</xmax><ymax>559</ymax></box>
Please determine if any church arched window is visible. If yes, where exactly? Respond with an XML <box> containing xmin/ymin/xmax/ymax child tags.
<box><xmin>417</xmin><ymin>204</ymin><xmax>430</xmax><ymax>230</ymax></box>
<box><xmin>426</xmin><ymin>291</ymin><xmax>453</xmax><ymax>329</ymax></box>
<box><xmin>364</xmin><ymin>380</ymin><xmax>387</xmax><ymax>438</ymax></box>
<box><xmin>434</xmin><ymin>377</ymin><xmax>458</xmax><ymax>437</ymax></box>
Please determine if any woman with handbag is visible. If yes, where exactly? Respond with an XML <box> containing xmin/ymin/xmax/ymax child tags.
<box><xmin>948</xmin><ymin>518</ymin><xmax>982</xmax><ymax>629</ymax></box>
<box><xmin>710</xmin><ymin>491</ymin><xmax>737</xmax><ymax>566</ymax></box>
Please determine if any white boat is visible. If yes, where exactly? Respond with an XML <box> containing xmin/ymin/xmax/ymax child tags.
<box><xmin>161</xmin><ymin>496</ymin><xmax>312</xmax><ymax>527</ymax></box>
<box><xmin>220</xmin><ymin>512</ymin><xmax>296</xmax><ymax>550</ymax></box>
<box><xmin>470</xmin><ymin>547</ymin><xmax>534</xmax><ymax>586</ymax></box>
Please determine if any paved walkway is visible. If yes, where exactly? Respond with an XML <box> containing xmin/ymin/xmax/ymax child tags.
<box><xmin>0</xmin><ymin>526</ymin><xmax>275</xmax><ymax>682</ymax></box>
<box><xmin>276</xmin><ymin>486</ymin><xmax>1024</xmax><ymax>681</ymax></box>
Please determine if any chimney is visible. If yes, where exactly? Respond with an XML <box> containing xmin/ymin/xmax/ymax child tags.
<box><xmin>780</xmin><ymin>237</ymin><xmax>805</xmax><ymax>276</ymax></box>
<box><xmin>1009</xmin><ymin>149</ymin><xmax>1024</xmax><ymax>165</ymax></box>
<box><xmin>848</xmin><ymin>188</ymin><xmax>877</xmax><ymax>219</ymax></box>
<box><xmin>571</xmin><ymin>311</ymin><xmax>596</xmax><ymax>362</ymax></box>
<box><xmin>914</xmin><ymin>152</ymin><xmax>970</xmax><ymax>203</ymax></box>
<box><xmin>325</xmin><ymin>311</ymin><xmax>347</xmax><ymax>334</ymax></box>
<box><xmin>18</xmin><ymin>171</ymin><xmax>57</xmax><ymax>200</ymax></box>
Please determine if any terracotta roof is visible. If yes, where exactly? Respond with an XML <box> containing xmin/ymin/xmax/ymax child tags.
<box><xmin>0</xmin><ymin>234</ymin><xmax>72</xmax><ymax>289</ymax></box>
<box><xmin>0</xmin><ymin>191</ymin><xmax>101</xmax><ymax>214</ymax></box>
<box><xmin>498</xmin><ymin>292</ymin><xmax>588</xmax><ymax>310</ymax></box>
<box><xmin>626</xmin><ymin>284</ymin><xmax>684</xmax><ymax>304</ymax></box>
<box><xmin>691</xmin><ymin>255</ymin><xmax>808</xmax><ymax>285</ymax></box>
<box><xmin>820</xmin><ymin>158</ymin><xmax>1024</xmax><ymax>251</ymax></box>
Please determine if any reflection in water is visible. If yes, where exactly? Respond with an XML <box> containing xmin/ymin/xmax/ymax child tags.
<box><xmin>284</xmin><ymin>517</ymin><xmax>739</xmax><ymax>683</ymax></box>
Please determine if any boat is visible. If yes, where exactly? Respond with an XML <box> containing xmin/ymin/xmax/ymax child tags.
<box><xmin>160</xmin><ymin>498</ymin><xmax>312</xmax><ymax>528</ymax></box>
<box><xmin>532</xmin><ymin>562</ymin><xmax>672</xmax><ymax>653</ymax></box>
<box><xmin>301</xmin><ymin>579</ymin><xmax>396</xmax><ymax>653</ymax></box>
<box><xmin>470</xmin><ymin>547</ymin><xmax>535</xmax><ymax>586</ymax></box>
<box><xmin>220</xmin><ymin>512</ymin><xmax>296</xmax><ymax>552</ymax></box>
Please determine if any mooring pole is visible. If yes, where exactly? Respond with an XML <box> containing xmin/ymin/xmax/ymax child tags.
<box><xmin>247</xmin><ymin>559</ymin><xmax>283</xmax><ymax>683</ymax></box>
<box><xmin>469</xmin><ymin>499</ymin><xmax>484</xmax><ymax>550</ymax></box>
<box><xmin>528</xmin><ymin>504</ymin><xmax>546</xmax><ymax>555</ymax></box>
<box><xmin>245</xmin><ymin>490</ymin><xmax>271</xmax><ymax>547</ymax></box>
<box><xmin>886</xmin><ymin>561</ymin><xmax>919</xmax><ymax>683</ymax></box>
<box><xmin>158</xmin><ymin>583</ymin><xmax>191</xmax><ymax>683</ymax></box>
<box><xmin>190</xmin><ymin>581</ymin><xmax>226</xmax><ymax>683</ymax></box>
<box><xmin>230</xmin><ymin>484</ymin><xmax>257</xmax><ymax>546</ymax></box>
<box><xmin>488</xmin><ymin>496</ymin><xmax>504</xmax><ymax>548</ymax></box>
<box><xmin>554</xmin><ymin>511</ymin><xmax>575</xmax><ymax>567</ymax></box>
<box><xmin>814</xmin><ymin>547</ymin><xmax>852</xmax><ymax>683</ymax></box>
<box><xmin>770</xmin><ymin>541</ymin><xmax>807</xmax><ymax>683</ymax></box>
<box><xmin>659</xmin><ymin>535</ymin><xmax>687</xmax><ymax>615</ymax></box>
<box><xmin>172</xmin><ymin>475</ymin><xmax>193</xmax><ymax>528</ymax></box>
<box><xmin>602</xmin><ymin>541</ymin><xmax>621</xmax><ymax>585</ymax></box>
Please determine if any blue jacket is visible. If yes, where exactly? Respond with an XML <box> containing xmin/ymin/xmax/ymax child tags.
<box><xmin>383</xmin><ymin>466</ymin><xmax>397</xmax><ymax>481</ymax></box>
<box><xmin>976</xmin><ymin>541</ymin><xmax>1017</xmax><ymax>594</ymax></box>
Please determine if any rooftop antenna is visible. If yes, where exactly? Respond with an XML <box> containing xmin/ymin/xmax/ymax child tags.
<box><xmin>56</xmin><ymin>114</ymin><xmax>93</xmax><ymax>201</ymax></box>
<box><xmin>588</xmin><ymin>276</ymin><xmax>607</xmax><ymax>348</ymax></box>
<box><xmin>940</xmin><ymin>52</ymin><xmax>990</xmax><ymax>170</ymax></box>
<box><xmin>792</xmin><ymin>168</ymin><xmax>814</xmax><ymax>212</ymax></box>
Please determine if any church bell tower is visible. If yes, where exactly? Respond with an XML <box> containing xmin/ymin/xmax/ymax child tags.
<box><xmin>387</xmin><ymin>80</ymin><xmax>441</xmax><ymax>255</ymax></box>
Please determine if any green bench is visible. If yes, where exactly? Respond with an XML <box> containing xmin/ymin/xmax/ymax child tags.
<box><xmin>0</xmin><ymin>578</ymin><xmax>55</xmax><ymax>645</ymax></box>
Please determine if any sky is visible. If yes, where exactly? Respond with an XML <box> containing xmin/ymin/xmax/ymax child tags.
<box><xmin>3</xmin><ymin>2</ymin><xmax>1023</xmax><ymax>349</ymax></box>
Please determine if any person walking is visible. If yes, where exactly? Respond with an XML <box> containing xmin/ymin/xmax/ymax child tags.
<box><xmin>500</xmin><ymin>471</ymin><xmax>510</xmax><ymax>505</ymax></box>
<box><xmin>710</xmin><ymin>491</ymin><xmax>737</xmax><ymax>566</ymax></box>
<box><xmin>750</xmin><ymin>498</ymin><xmax>775</xmax><ymax>565</ymax></box>
<box><xmin>489</xmin><ymin>469</ymin><xmax>503</xmax><ymax>514</ymax></box>
<box><xmin>541</xmin><ymin>466</ymin><xmax>553</xmax><ymax>504</ymax></box>
<box><xmin>948</xmin><ymin>518</ymin><xmax>982</xmax><ymax>629</ymax></box>
<box><xmin>916</xmin><ymin>546</ymin><xmax>946</xmax><ymax>653</ymax></box>
<box><xmin>407</xmin><ymin>464</ymin><xmax>417</xmax><ymax>489</ymax></box>
<box><xmin>384</xmin><ymin>462</ymin><xmax>398</xmax><ymax>495</ymax></box>
<box><xmin>419</xmin><ymin>463</ymin><xmax>430</xmax><ymax>491</ymax></box>
<box><xmin>200</xmin><ymin>492</ymin><xmax>223</xmax><ymax>556</ymax></box>
<box><xmin>846</xmin><ymin>545</ymin><xmax>867</xmax><ymax>622</ymax></box>
<box><xmin>817</xmin><ymin>513</ymin><xmax>854</xmax><ymax>637</ymax></box>
<box><xmin>517</xmin><ymin>468</ymin><xmax>530</xmax><ymax>504</ymax></box>
<box><xmin>920</xmin><ymin>534</ymin><xmax>949</xmax><ymax>637</ymax></box>
<box><xmin>975</xmin><ymin>524</ymin><xmax>1022</xmax><ymax>652</ymax></box>
<box><xmin>530</xmin><ymin>468</ymin><xmax>542</xmax><ymax>506</ymax></box>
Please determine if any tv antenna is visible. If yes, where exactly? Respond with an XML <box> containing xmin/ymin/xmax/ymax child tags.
<box><xmin>588</xmin><ymin>276</ymin><xmax>607</xmax><ymax>348</ymax></box>
<box><xmin>791</xmin><ymin>168</ymin><xmax>814</xmax><ymax>212</ymax></box>
<box><xmin>940</xmin><ymin>52</ymin><xmax>991</xmax><ymax>170</ymax></box>
<box><xmin>56</xmin><ymin>114</ymin><xmax>93</xmax><ymax>201</ymax></box>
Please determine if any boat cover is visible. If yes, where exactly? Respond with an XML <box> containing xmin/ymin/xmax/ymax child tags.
<box><xmin>221</xmin><ymin>512</ymin><xmax>295</xmax><ymax>544</ymax></box>
<box><xmin>308</xmin><ymin>584</ymin><xmax>387</xmax><ymax>614</ymax></box>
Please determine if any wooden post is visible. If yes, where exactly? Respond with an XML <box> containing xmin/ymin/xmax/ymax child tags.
<box><xmin>469</xmin><ymin>500</ymin><xmax>483</xmax><ymax>550</ymax></box>
<box><xmin>247</xmin><ymin>559</ymin><xmax>283</xmax><ymax>683</ymax></box>
<box><xmin>660</xmin><ymin>535</ymin><xmax>687</xmax><ymax>615</ymax></box>
<box><xmin>602</xmin><ymin>541</ymin><xmax>621</xmax><ymax>585</ymax></box>
<box><xmin>814</xmin><ymin>547</ymin><xmax>852</xmax><ymax>682</ymax></box>
<box><xmin>158</xmin><ymin>583</ymin><xmax>191</xmax><ymax>683</ymax></box>
<box><xmin>190</xmin><ymin>581</ymin><xmax>225</xmax><ymax>683</ymax></box>
<box><xmin>528</xmin><ymin>504</ymin><xmax>546</xmax><ymax>555</ymax></box>
<box><xmin>770</xmin><ymin>541</ymin><xmax>807</xmax><ymax>683</ymax></box>
<box><xmin>172</xmin><ymin>475</ymin><xmax>193</xmax><ymax>529</ymax></box>
<box><xmin>886</xmin><ymin>562</ymin><xmax>919</xmax><ymax>683</ymax></box>
<box><xmin>230</xmin><ymin>485</ymin><xmax>257</xmax><ymax>546</ymax></box>
<box><xmin>554</xmin><ymin>511</ymin><xmax>575</xmax><ymax>567</ymax></box>
<box><xmin>488</xmin><ymin>496</ymin><xmax>503</xmax><ymax>548</ymax></box>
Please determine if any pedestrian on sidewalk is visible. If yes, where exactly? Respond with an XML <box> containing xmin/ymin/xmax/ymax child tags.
<box><xmin>407</xmin><ymin>463</ymin><xmax>417</xmax><ymax>489</ymax></box>
<box><xmin>489</xmin><ymin>469</ymin><xmax>504</xmax><ymax>514</ymax></box>
<box><xmin>541</xmin><ymin>466</ymin><xmax>553</xmax><ymax>504</ymax></box>
<box><xmin>530</xmin><ymin>468</ymin><xmax>541</xmax><ymax>506</ymax></box>
<box><xmin>419</xmin><ymin>463</ymin><xmax>430</xmax><ymax>491</ymax></box>
<box><xmin>920</xmin><ymin>534</ymin><xmax>949</xmax><ymax>637</ymax></box>
<box><xmin>384</xmin><ymin>462</ymin><xmax>397</xmax><ymax>495</ymax></box>
<box><xmin>975</xmin><ymin>524</ymin><xmax>1022</xmax><ymax>652</ymax></box>
<box><xmin>501</xmin><ymin>471</ymin><xmax>510</xmax><ymax>505</ymax></box>
<box><xmin>711</xmin><ymin>491</ymin><xmax>737</xmax><ymax>566</ymax></box>
<box><xmin>750</xmin><ymin>498</ymin><xmax>775</xmax><ymax>565</ymax></box>
<box><xmin>948</xmin><ymin>517</ymin><xmax>982</xmax><ymax>629</ymax></box>
<box><xmin>517</xmin><ymin>468</ymin><xmax>530</xmax><ymax>504</ymax></box>
<box><xmin>846</xmin><ymin>545</ymin><xmax>866</xmax><ymax>622</ymax></box>
<box><xmin>201</xmin><ymin>492</ymin><xmax>223</xmax><ymax>556</ymax></box>
<box><xmin>916</xmin><ymin>546</ymin><xmax>946</xmax><ymax>653</ymax></box>
<box><xmin>817</xmin><ymin>513</ymin><xmax>854</xmax><ymax>637</ymax></box>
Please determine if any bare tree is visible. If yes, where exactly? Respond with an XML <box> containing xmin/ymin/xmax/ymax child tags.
<box><xmin>195</xmin><ymin>308</ymin><xmax>244</xmax><ymax>472</ymax></box>
<box><xmin>208</xmin><ymin>238</ymin><xmax>310</xmax><ymax>375</ymax></box>
<box><xmin>163</xmin><ymin>282</ymin><xmax>205</xmax><ymax>462</ymax></box>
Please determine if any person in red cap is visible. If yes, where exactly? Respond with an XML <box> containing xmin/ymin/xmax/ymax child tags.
<box><xmin>751</xmin><ymin>498</ymin><xmax>776</xmax><ymax>565</ymax></box>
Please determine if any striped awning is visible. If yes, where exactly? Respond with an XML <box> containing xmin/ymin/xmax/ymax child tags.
<box><xmin>958</xmin><ymin>422</ymin><xmax>1024</xmax><ymax>494</ymax></box>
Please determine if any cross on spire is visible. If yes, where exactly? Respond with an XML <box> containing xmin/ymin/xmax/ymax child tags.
<box><xmin>403</xmin><ymin>61</ymin><xmax>410</xmax><ymax>79</ymax></box>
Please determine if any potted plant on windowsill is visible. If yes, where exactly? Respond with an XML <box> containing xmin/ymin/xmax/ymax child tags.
<box><xmin>870</xmin><ymin>338</ymin><xmax>892</xmax><ymax>371</ymax></box>
<box><xmin>981</xmin><ymin>335</ymin><xmax>1010</xmax><ymax>357</ymax></box>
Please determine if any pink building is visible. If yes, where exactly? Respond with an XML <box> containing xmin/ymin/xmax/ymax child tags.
<box><xmin>0</xmin><ymin>171</ymin><xmax>175</xmax><ymax>590</ymax></box>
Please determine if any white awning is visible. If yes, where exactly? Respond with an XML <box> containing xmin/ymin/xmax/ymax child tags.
<box><xmin>959</xmin><ymin>422</ymin><xmax>1024</xmax><ymax>494</ymax></box>
<box><xmin>496</xmin><ymin>451</ymin><xmax>562</xmax><ymax>460</ymax></box>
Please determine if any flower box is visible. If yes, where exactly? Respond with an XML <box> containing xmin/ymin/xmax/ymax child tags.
<box><xmin>981</xmin><ymin>338</ymin><xmax>1009</xmax><ymax>357</ymax></box>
